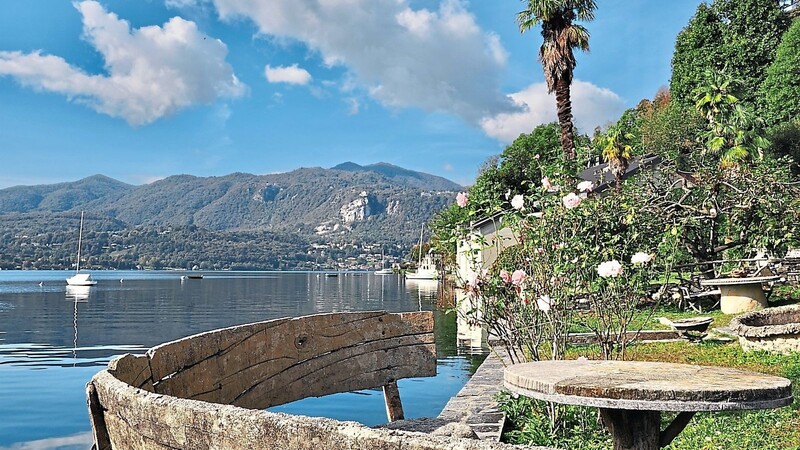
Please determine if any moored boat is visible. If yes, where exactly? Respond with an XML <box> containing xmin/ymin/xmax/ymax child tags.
<box><xmin>66</xmin><ymin>212</ymin><xmax>97</xmax><ymax>286</ymax></box>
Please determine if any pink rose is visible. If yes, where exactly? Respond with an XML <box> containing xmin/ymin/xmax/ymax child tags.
<box><xmin>466</xmin><ymin>271</ymin><xmax>481</xmax><ymax>293</ymax></box>
<box><xmin>511</xmin><ymin>269</ymin><xmax>526</xmax><ymax>286</ymax></box>
<box><xmin>500</xmin><ymin>270</ymin><xmax>511</xmax><ymax>283</ymax></box>
<box><xmin>562</xmin><ymin>192</ymin><xmax>582</xmax><ymax>209</ymax></box>
<box><xmin>456</xmin><ymin>192</ymin><xmax>468</xmax><ymax>208</ymax></box>
<box><xmin>511</xmin><ymin>194</ymin><xmax>524</xmax><ymax>211</ymax></box>
<box><xmin>597</xmin><ymin>260</ymin><xmax>623</xmax><ymax>278</ymax></box>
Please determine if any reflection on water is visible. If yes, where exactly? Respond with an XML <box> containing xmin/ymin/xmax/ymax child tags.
<box><xmin>0</xmin><ymin>431</ymin><xmax>94</xmax><ymax>450</ymax></box>
<box><xmin>0</xmin><ymin>270</ymin><xmax>485</xmax><ymax>448</ymax></box>
<box><xmin>65</xmin><ymin>286</ymin><xmax>91</xmax><ymax>302</ymax></box>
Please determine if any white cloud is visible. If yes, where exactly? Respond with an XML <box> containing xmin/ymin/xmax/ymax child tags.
<box><xmin>208</xmin><ymin>0</ymin><xmax>517</xmax><ymax>123</ymax></box>
<box><xmin>165</xmin><ymin>0</ymin><xmax>206</xmax><ymax>8</ymax></box>
<box><xmin>346</xmin><ymin>97</ymin><xmax>360</xmax><ymax>116</ymax></box>
<box><xmin>264</xmin><ymin>64</ymin><xmax>312</xmax><ymax>85</ymax></box>
<box><xmin>0</xmin><ymin>1</ymin><xmax>244</xmax><ymax>126</ymax></box>
<box><xmin>480</xmin><ymin>80</ymin><xmax>627</xmax><ymax>143</ymax></box>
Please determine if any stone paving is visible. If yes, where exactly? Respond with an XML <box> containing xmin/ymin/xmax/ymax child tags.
<box><xmin>437</xmin><ymin>348</ymin><xmax>510</xmax><ymax>442</ymax></box>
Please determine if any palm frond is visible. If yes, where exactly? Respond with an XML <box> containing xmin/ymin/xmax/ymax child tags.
<box><xmin>572</xmin><ymin>0</ymin><xmax>598</xmax><ymax>21</ymax></box>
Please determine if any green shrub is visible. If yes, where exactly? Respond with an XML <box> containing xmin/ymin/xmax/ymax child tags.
<box><xmin>768</xmin><ymin>121</ymin><xmax>800</xmax><ymax>176</ymax></box>
<box><xmin>762</xmin><ymin>19</ymin><xmax>800</xmax><ymax>128</ymax></box>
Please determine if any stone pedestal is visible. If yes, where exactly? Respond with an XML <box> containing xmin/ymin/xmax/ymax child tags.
<box><xmin>699</xmin><ymin>276</ymin><xmax>780</xmax><ymax>315</ymax></box>
<box><xmin>719</xmin><ymin>283</ymin><xmax>767</xmax><ymax>314</ymax></box>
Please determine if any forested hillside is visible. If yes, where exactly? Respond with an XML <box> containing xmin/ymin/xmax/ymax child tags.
<box><xmin>0</xmin><ymin>163</ymin><xmax>460</xmax><ymax>270</ymax></box>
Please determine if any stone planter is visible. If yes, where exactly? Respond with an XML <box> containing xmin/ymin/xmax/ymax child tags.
<box><xmin>730</xmin><ymin>304</ymin><xmax>800</xmax><ymax>354</ymax></box>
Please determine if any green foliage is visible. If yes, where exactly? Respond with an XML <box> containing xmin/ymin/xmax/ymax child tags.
<box><xmin>768</xmin><ymin>120</ymin><xmax>800</xmax><ymax>176</ymax></box>
<box><xmin>429</xmin><ymin>203</ymin><xmax>471</xmax><ymax>265</ymax></box>
<box><xmin>638</xmin><ymin>90</ymin><xmax>704</xmax><ymax>166</ymax></box>
<box><xmin>762</xmin><ymin>19</ymin><xmax>800</xmax><ymax>128</ymax></box>
<box><xmin>595</xmin><ymin>124</ymin><xmax>634</xmax><ymax>185</ymax></box>
<box><xmin>671</xmin><ymin>0</ymin><xmax>790</xmax><ymax>110</ymax></box>
<box><xmin>516</xmin><ymin>0</ymin><xmax>596</xmax><ymax>90</ymax></box>
<box><xmin>498</xmin><ymin>391</ymin><xmax>610</xmax><ymax>449</ymax></box>
<box><xmin>694</xmin><ymin>71</ymin><xmax>770</xmax><ymax>166</ymax></box>
<box><xmin>430</xmin><ymin>123</ymin><xmax>579</xmax><ymax>232</ymax></box>
<box><xmin>648</xmin><ymin>153</ymin><xmax>800</xmax><ymax>267</ymax></box>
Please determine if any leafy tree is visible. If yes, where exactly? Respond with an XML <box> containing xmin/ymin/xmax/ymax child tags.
<box><xmin>596</xmin><ymin>125</ymin><xmax>634</xmax><ymax>186</ymax></box>
<box><xmin>762</xmin><ymin>18</ymin><xmax>800</xmax><ymax>127</ymax></box>
<box><xmin>768</xmin><ymin>120</ymin><xmax>800</xmax><ymax>176</ymax></box>
<box><xmin>694</xmin><ymin>71</ymin><xmax>770</xmax><ymax>167</ymax></box>
<box><xmin>517</xmin><ymin>0</ymin><xmax>596</xmax><ymax>161</ymax></box>
<box><xmin>671</xmin><ymin>4</ymin><xmax>724</xmax><ymax>107</ymax></box>
<box><xmin>671</xmin><ymin>0</ymin><xmax>789</xmax><ymax>110</ymax></box>
<box><xmin>638</xmin><ymin>88</ymin><xmax>704</xmax><ymax>168</ymax></box>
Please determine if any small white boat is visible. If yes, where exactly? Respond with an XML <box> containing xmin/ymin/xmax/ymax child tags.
<box><xmin>405</xmin><ymin>254</ymin><xmax>438</xmax><ymax>280</ymax></box>
<box><xmin>66</xmin><ymin>212</ymin><xmax>97</xmax><ymax>286</ymax></box>
<box><xmin>66</xmin><ymin>272</ymin><xmax>97</xmax><ymax>286</ymax></box>
<box><xmin>374</xmin><ymin>248</ymin><xmax>394</xmax><ymax>275</ymax></box>
<box><xmin>186</xmin><ymin>273</ymin><xmax>204</xmax><ymax>279</ymax></box>
<box><xmin>405</xmin><ymin>224</ymin><xmax>438</xmax><ymax>281</ymax></box>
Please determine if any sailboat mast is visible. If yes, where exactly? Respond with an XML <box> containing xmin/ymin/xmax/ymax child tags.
<box><xmin>76</xmin><ymin>211</ymin><xmax>84</xmax><ymax>273</ymax></box>
<box><xmin>418</xmin><ymin>223</ymin><xmax>424</xmax><ymax>266</ymax></box>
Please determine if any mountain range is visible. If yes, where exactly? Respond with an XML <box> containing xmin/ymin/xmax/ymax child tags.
<box><xmin>0</xmin><ymin>163</ymin><xmax>462</xmax><ymax>269</ymax></box>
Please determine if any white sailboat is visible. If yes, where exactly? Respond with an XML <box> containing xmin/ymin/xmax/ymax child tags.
<box><xmin>405</xmin><ymin>224</ymin><xmax>438</xmax><ymax>281</ymax></box>
<box><xmin>374</xmin><ymin>248</ymin><xmax>394</xmax><ymax>275</ymax></box>
<box><xmin>66</xmin><ymin>212</ymin><xmax>97</xmax><ymax>286</ymax></box>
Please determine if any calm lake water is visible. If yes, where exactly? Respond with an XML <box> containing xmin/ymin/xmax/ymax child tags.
<box><xmin>0</xmin><ymin>270</ymin><xmax>485</xmax><ymax>450</ymax></box>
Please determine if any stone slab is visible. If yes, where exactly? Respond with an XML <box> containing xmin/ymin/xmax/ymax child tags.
<box><xmin>505</xmin><ymin>360</ymin><xmax>793</xmax><ymax>412</ymax></box>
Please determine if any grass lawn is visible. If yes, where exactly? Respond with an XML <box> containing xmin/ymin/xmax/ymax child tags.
<box><xmin>500</xmin><ymin>292</ymin><xmax>800</xmax><ymax>449</ymax></box>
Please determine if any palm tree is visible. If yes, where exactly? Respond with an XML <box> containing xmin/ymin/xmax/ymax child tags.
<box><xmin>517</xmin><ymin>0</ymin><xmax>596</xmax><ymax>161</ymax></box>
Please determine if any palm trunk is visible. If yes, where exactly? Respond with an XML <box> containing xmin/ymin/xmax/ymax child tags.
<box><xmin>555</xmin><ymin>77</ymin><xmax>576</xmax><ymax>161</ymax></box>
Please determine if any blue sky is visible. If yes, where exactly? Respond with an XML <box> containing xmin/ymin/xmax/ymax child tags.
<box><xmin>0</xmin><ymin>0</ymin><xmax>701</xmax><ymax>189</ymax></box>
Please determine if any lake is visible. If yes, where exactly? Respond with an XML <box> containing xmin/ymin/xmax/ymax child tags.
<box><xmin>0</xmin><ymin>270</ymin><xmax>485</xmax><ymax>450</ymax></box>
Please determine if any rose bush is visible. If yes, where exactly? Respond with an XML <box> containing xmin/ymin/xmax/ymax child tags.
<box><xmin>460</xmin><ymin>166</ymin><xmax>680</xmax><ymax>362</ymax></box>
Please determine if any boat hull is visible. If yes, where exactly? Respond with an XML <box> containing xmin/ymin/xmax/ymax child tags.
<box><xmin>66</xmin><ymin>273</ymin><xmax>97</xmax><ymax>286</ymax></box>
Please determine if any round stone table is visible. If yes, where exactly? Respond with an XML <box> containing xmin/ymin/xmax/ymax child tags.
<box><xmin>504</xmin><ymin>360</ymin><xmax>793</xmax><ymax>450</ymax></box>
<box><xmin>699</xmin><ymin>276</ymin><xmax>780</xmax><ymax>314</ymax></box>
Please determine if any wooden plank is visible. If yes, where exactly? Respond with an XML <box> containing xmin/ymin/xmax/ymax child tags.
<box><xmin>383</xmin><ymin>381</ymin><xmax>405</xmax><ymax>422</ymax></box>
